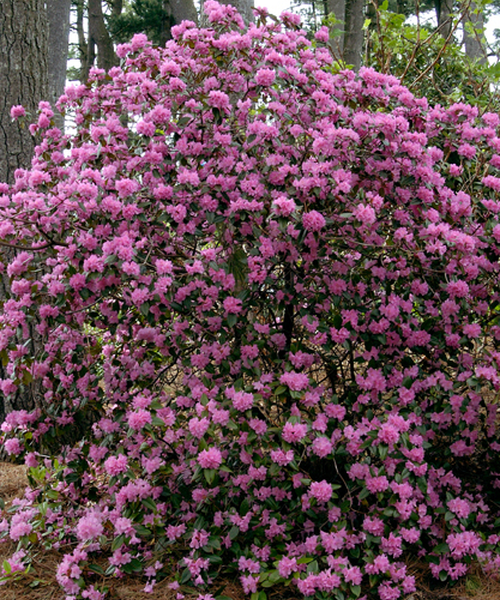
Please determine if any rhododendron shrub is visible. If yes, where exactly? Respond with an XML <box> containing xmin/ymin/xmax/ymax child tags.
<box><xmin>1</xmin><ymin>3</ymin><xmax>500</xmax><ymax>598</ymax></box>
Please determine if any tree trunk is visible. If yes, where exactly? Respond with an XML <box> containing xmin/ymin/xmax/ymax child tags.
<box><xmin>219</xmin><ymin>0</ymin><xmax>254</xmax><ymax>24</ymax></box>
<box><xmin>0</xmin><ymin>0</ymin><xmax>49</xmax><ymax>429</ymax></box>
<box><xmin>47</xmin><ymin>0</ymin><xmax>72</xmax><ymax>129</ymax></box>
<box><xmin>170</xmin><ymin>0</ymin><xmax>198</xmax><ymax>25</ymax></box>
<box><xmin>435</xmin><ymin>0</ymin><xmax>454</xmax><ymax>39</ymax></box>
<box><xmin>344</xmin><ymin>0</ymin><xmax>365</xmax><ymax>71</ymax></box>
<box><xmin>464</xmin><ymin>2</ymin><xmax>486</xmax><ymax>64</ymax></box>
<box><xmin>85</xmin><ymin>0</ymin><xmax>117</xmax><ymax>80</ymax></box>
<box><xmin>0</xmin><ymin>0</ymin><xmax>48</xmax><ymax>184</ymax></box>
<box><xmin>327</xmin><ymin>0</ymin><xmax>346</xmax><ymax>55</ymax></box>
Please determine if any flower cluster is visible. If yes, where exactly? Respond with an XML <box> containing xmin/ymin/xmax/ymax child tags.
<box><xmin>1</xmin><ymin>2</ymin><xmax>500</xmax><ymax>598</ymax></box>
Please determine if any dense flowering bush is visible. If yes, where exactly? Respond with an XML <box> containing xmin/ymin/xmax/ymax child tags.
<box><xmin>1</xmin><ymin>3</ymin><xmax>500</xmax><ymax>599</ymax></box>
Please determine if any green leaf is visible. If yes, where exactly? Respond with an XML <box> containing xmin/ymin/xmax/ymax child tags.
<box><xmin>204</xmin><ymin>468</ymin><xmax>216</xmax><ymax>485</ymax></box>
<box><xmin>111</xmin><ymin>533</ymin><xmax>125</xmax><ymax>552</ymax></box>
<box><xmin>2</xmin><ymin>559</ymin><xmax>11</xmax><ymax>575</ymax></box>
<box><xmin>307</xmin><ymin>559</ymin><xmax>318</xmax><ymax>573</ymax></box>
<box><xmin>88</xmin><ymin>564</ymin><xmax>105</xmax><ymax>575</ymax></box>
<box><xmin>434</xmin><ymin>543</ymin><xmax>450</xmax><ymax>555</ymax></box>
<box><xmin>134</xmin><ymin>524</ymin><xmax>152</xmax><ymax>538</ymax></box>
<box><xmin>378</xmin><ymin>444</ymin><xmax>388</xmax><ymax>459</ymax></box>
<box><xmin>142</xmin><ymin>497</ymin><xmax>157</xmax><ymax>512</ymax></box>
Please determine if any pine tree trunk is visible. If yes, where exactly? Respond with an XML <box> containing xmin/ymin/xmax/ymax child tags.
<box><xmin>47</xmin><ymin>0</ymin><xmax>72</xmax><ymax>130</ymax></box>
<box><xmin>0</xmin><ymin>0</ymin><xmax>49</xmax><ymax>430</ymax></box>
<box><xmin>85</xmin><ymin>0</ymin><xmax>117</xmax><ymax>80</ymax></box>
<box><xmin>0</xmin><ymin>0</ymin><xmax>48</xmax><ymax>184</ymax></box>
<box><xmin>327</xmin><ymin>0</ymin><xmax>346</xmax><ymax>55</ymax></box>
<box><xmin>219</xmin><ymin>0</ymin><xmax>254</xmax><ymax>24</ymax></box>
<box><xmin>436</xmin><ymin>0</ymin><xmax>454</xmax><ymax>39</ymax></box>
<box><xmin>344</xmin><ymin>0</ymin><xmax>364</xmax><ymax>71</ymax></box>
<box><xmin>170</xmin><ymin>0</ymin><xmax>198</xmax><ymax>25</ymax></box>
<box><xmin>464</xmin><ymin>2</ymin><xmax>486</xmax><ymax>64</ymax></box>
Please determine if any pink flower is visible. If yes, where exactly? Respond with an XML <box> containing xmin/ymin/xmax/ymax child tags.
<box><xmin>278</xmin><ymin>556</ymin><xmax>298</xmax><ymax>578</ymax></box>
<box><xmin>104</xmin><ymin>454</ymin><xmax>128</xmax><ymax>476</ymax></box>
<box><xmin>302</xmin><ymin>210</ymin><xmax>326</xmax><ymax>232</ymax></box>
<box><xmin>10</xmin><ymin>105</ymin><xmax>26</xmax><ymax>119</ymax></box>
<box><xmin>280</xmin><ymin>371</ymin><xmax>309</xmax><ymax>391</ymax></box>
<box><xmin>189</xmin><ymin>417</ymin><xmax>210</xmax><ymax>438</ymax></box>
<box><xmin>128</xmin><ymin>409</ymin><xmax>152</xmax><ymax>430</ymax></box>
<box><xmin>282</xmin><ymin>422</ymin><xmax>308</xmax><ymax>443</ymax></box>
<box><xmin>463</xmin><ymin>323</ymin><xmax>481</xmax><ymax>338</ymax></box>
<box><xmin>270</xmin><ymin>449</ymin><xmax>294</xmax><ymax>466</ymax></box>
<box><xmin>344</xmin><ymin>566</ymin><xmax>362</xmax><ymax>585</ymax></box>
<box><xmin>447</xmin><ymin>280</ymin><xmax>469</xmax><ymax>298</ymax></box>
<box><xmin>366</xmin><ymin>475</ymin><xmax>390</xmax><ymax>493</ymax></box>
<box><xmin>249</xmin><ymin>418</ymin><xmax>267</xmax><ymax>435</ymax></box>
<box><xmin>223</xmin><ymin>297</ymin><xmax>242</xmax><ymax>314</ymax></box>
<box><xmin>255</xmin><ymin>68</ymin><xmax>276</xmax><ymax>86</ymax></box>
<box><xmin>378</xmin><ymin>423</ymin><xmax>399</xmax><ymax>445</ymax></box>
<box><xmin>208</xmin><ymin>90</ymin><xmax>230</xmax><ymax>111</ymax></box>
<box><xmin>448</xmin><ymin>498</ymin><xmax>471</xmax><ymax>519</ymax></box>
<box><xmin>115</xmin><ymin>178</ymin><xmax>140</xmax><ymax>198</ymax></box>
<box><xmin>310</xmin><ymin>480</ymin><xmax>333</xmax><ymax>503</ymax></box>
<box><xmin>232</xmin><ymin>391</ymin><xmax>254</xmax><ymax>411</ymax></box>
<box><xmin>76</xmin><ymin>514</ymin><xmax>103</xmax><ymax>541</ymax></box>
<box><xmin>272</xmin><ymin>196</ymin><xmax>296</xmax><ymax>216</ymax></box>
<box><xmin>312</xmin><ymin>437</ymin><xmax>333</xmax><ymax>458</ymax></box>
<box><xmin>198</xmin><ymin>447</ymin><xmax>222</xmax><ymax>469</ymax></box>
<box><xmin>4</xmin><ymin>438</ymin><xmax>22</xmax><ymax>456</ymax></box>
<box><xmin>353</xmin><ymin>203</ymin><xmax>376</xmax><ymax>225</ymax></box>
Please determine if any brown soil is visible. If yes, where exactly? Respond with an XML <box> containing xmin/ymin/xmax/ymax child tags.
<box><xmin>1</xmin><ymin>462</ymin><xmax>500</xmax><ymax>600</ymax></box>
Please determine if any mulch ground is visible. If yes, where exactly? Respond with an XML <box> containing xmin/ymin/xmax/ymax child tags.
<box><xmin>1</xmin><ymin>462</ymin><xmax>500</xmax><ymax>600</ymax></box>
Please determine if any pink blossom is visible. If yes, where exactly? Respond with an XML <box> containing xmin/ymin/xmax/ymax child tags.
<box><xmin>198</xmin><ymin>447</ymin><xmax>222</xmax><ymax>469</ymax></box>
<box><xmin>223</xmin><ymin>296</ymin><xmax>242</xmax><ymax>314</ymax></box>
<box><xmin>354</xmin><ymin>203</ymin><xmax>376</xmax><ymax>225</ymax></box>
<box><xmin>272</xmin><ymin>196</ymin><xmax>296</xmax><ymax>216</ymax></box>
<box><xmin>463</xmin><ymin>323</ymin><xmax>481</xmax><ymax>338</ymax></box>
<box><xmin>302</xmin><ymin>210</ymin><xmax>326</xmax><ymax>232</ymax></box>
<box><xmin>312</xmin><ymin>436</ymin><xmax>333</xmax><ymax>458</ymax></box>
<box><xmin>10</xmin><ymin>105</ymin><xmax>26</xmax><ymax>119</ymax></box>
<box><xmin>310</xmin><ymin>480</ymin><xmax>333</xmax><ymax>503</ymax></box>
<box><xmin>255</xmin><ymin>68</ymin><xmax>276</xmax><ymax>86</ymax></box>
<box><xmin>76</xmin><ymin>514</ymin><xmax>103</xmax><ymax>541</ymax></box>
<box><xmin>366</xmin><ymin>476</ymin><xmax>390</xmax><ymax>493</ymax></box>
<box><xmin>280</xmin><ymin>371</ymin><xmax>309</xmax><ymax>391</ymax></box>
<box><xmin>232</xmin><ymin>391</ymin><xmax>254</xmax><ymax>411</ymax></box>
<box><xmin>447</xmin><ymin>498</ymin><xmax>471</xmax><ymax>519</ymax></box>
<box><xmin>378</xmin><ymin>423</ymin><xmax>399</xmax><ymax>445</ymax></box>
<box><xmin>208</xmin><ymin>90</ymin><xmax>230</xmax><ymax>111</ymax></box>
<box><xmin>189</xmin><ymin>417</ymin><xmax>210</xmax><ymax>438</ymax></box>
<box><xmin>128</xmin><ymin>409</ymin><xmax>152</xmax><ymax>430</ymax></box>
<box><xmin>270</xmin><ymin>449</ymin><xmax>294</xmax><ymax>466</ymax></box>
<box><xmin>282</xmin><ymin>422</ymin><xmax>308</xmax><ymax>443</ymax></box>
<box><xmin>104</xmin><ymin>454</ymin><xmax>128</xmax><ymax>476</ymax></box>
<box><xmin>115</xmin><ymin>178</ymin><xmax>140</xmax><ymax>198</ymax></box>
<box><xmin>4</xmin><ymin>438</ymin><xmax>22</xmax><ymax>455</ymax></box>
<box><xmin>278</xmin><ymin>556</ymin><xmax>298</xmax><ymax>578</ymax></box>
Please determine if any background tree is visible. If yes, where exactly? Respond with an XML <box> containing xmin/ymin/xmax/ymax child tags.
<box><xmin>0</xmin><ymin>0</ymin><xmax>48</xmax><ymax>184</ymax></box>
<box><xmin>47</xmin><ymin>0</ymin><xmax>72</xmax><ymax>129</ymax></box>
<box><xmin>292</xmin><ymin>0</ymin><xmax>491</xmax><ymax>69</ymax></box>
<box><xmin>0</xmin><ymin>0</ymin><xmax>50</xmax><ymax>428</ymax></box>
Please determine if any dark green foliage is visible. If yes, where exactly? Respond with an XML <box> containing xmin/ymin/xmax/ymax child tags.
<box><xmin>108</xmin><ymin>0</ymin><xmax>174</xmax><ymax>46</ymax></box>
